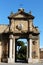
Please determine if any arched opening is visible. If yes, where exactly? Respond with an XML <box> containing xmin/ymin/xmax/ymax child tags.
<box><xmin>15</xmin><ymin>38</ymin><xmax>28</xmax><ymax>63</ymax></box>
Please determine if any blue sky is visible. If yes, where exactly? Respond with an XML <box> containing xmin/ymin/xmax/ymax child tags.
<box><xmin>0</xmin><ymin>0</ymin><xmax>43</xmax><ymax>48</ymax></box>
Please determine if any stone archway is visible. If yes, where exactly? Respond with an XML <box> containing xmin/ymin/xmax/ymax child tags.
<box><xmin>0</xmin><ymin>8</ymin><xmax>39</xmax><ymax>63</ymax></box>
<box><xmin>8</xmin><ymin>34</ymin><xmax>30</xmax><ymax>63</ymax></box>
<box><xmin>8</xmin><ymin>8</ymin><xmax>39</xmax><ymax>63</ymax></box>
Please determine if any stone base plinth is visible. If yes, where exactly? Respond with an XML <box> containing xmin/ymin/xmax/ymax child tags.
<box><xmin>28</xmin><ymin>58</ymin><xmax>32</xmax><ymax>63</ymax></box>
<box><xmin>8</xmin><ymin>58</ymin><xmax>14</xmax><ymax>63</ymax></box>
<box><xmin>28</xmin><ymin>58</ymin><xmax>39</xmax><ymax>63</ymax></box>
<box><xmin>32</xmin><ymin>59</ymin><xmax>39</xmax><ymax>63</ymax></box>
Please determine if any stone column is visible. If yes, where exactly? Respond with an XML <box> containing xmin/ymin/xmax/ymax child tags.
<box><xmin>8</xmin><ymin>34</ymin><xmax>14</xmax><ymax>63</ymax></box>
<box><xmin>12</xmin><ymin>37</ymin><xmax>15</xmax><ymax>62</ymax></box>
<box><xmin>29</xmin><ymin>39</ymin><xmax>32</xmax><ymax>59</ymax></box>
<box><xmin>9</xmin><ymin>35</ymin><xmax>13</xmax><ymax>58</ymax></box>
<box><xmin>28</xmin><ymin>38</ymin><xmax>32</xmax><ymax>63</ymax></box>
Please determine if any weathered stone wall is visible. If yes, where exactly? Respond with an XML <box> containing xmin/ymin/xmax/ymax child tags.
<box><xmin>0</xmin><ymin>41</ymin><xmax>2</xmax><ymax>62</ymax></box>
<box><xmin>0</xmin><ymin>25</ymin><xmax>9</xmax><ymax>33</ymax></box>
<box><xmin>40</xmin><ymin>49</ymin><xmax>43</xmax><ymax>59</ymax></box>
<box><xmin>32</xmin><ymin>37</ymin><xmax>40</xmax><ymax>59</ymax></box>
<box><xmin>0</xmin><ymin>36</ymin><xmax>9</xmax><ymax>63</ymax></box>
<box><xmin>14</xmin><ymin>20</ymin><xmax>28</xmax><ymax>31</ymax></box>
<box><xmin>10</xmin><ymin>19</ymin><xmax>28</xmax><ymax>33</ymax></box>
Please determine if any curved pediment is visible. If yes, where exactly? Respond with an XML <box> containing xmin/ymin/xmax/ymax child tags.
<box><xmin>8</xmin><ymin>8</ymin><xmax>34</xmax><ymax>19</ymax></box>
<box><xmin>13</xmin><ymin>14</ymin><xmax>26</xmax><ymax>18</ymax></box>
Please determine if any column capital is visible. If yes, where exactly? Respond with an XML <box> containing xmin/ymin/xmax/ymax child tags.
<box><xmin>28</xmin><ymin>34</ymin><xmax>33</xmax><ymax>39</ymax></box>
<box><xmin>9</xmin><ymin>34</ymin><xmax>13</xmax><ymax>39</ymax></box>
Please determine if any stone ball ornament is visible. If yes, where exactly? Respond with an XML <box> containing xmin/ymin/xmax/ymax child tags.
<box><xmin>16</xmin><ymin>24</ymin><xmax>23</xmax><ymax>30</ymax></box>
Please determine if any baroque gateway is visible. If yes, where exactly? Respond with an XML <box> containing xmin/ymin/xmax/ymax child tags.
<box><xmin>0</xmin><ymin>8</ymin><xmax>43</xmax><ymax>63</ymax></box>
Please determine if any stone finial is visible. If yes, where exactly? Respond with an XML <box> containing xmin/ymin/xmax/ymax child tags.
<box><xmin>10</xmin><ymin>11</ymin><xmax>14</xmax><ymax>15</ymax></box>
<box><xmin>18</xmin><ymin>8</ymin><xmax>24</xmax><ymax>12</ymax></box>
<box><xmin>29</xmin><ymin>11</ymin><xmax>32</xmax><ymax>15</ymax></box>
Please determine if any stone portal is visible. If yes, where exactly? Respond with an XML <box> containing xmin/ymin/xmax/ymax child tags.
<box><xmin>0</xmin><ymin>8</ymin><xmax>40</xmax><ymax>63</ymax></box>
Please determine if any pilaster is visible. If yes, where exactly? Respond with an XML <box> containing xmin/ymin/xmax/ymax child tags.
<box><xmin>28</xmin><ymin>38</ymin><xmax>32</xmax><ymax>63</ymax></box>
<box><xmin>8</xmin><ymin>34</ymin><xmax>14</xmax><ymax>63</ymax></box>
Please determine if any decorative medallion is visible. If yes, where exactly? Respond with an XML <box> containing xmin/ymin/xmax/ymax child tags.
<box><xmin>16</xmin><ymin>24</ymin><xmax>23</xmax><ymax>30</ymax></box>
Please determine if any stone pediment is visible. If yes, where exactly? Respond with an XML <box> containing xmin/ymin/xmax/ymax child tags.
<box><xmin>13</xmin><ymin>14</ymin><xmax>26</xmax><ymax>18</ymax></box>
<box><xmin>8</xmin><ymin>8</ymin><xmax>34</xmax><ymax>19</ymax></box>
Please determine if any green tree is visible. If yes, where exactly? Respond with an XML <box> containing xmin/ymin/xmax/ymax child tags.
<box><xmin>17</xmin><ymin>41</ymin><xmax>24</xmax><ymax>46</ymax></box>
<box><xmin>18</xmin><ymin>46</ymin><xmax>27</xmax><ymax>60</ymax></box>
<box><xmin>17</xmin><ymin>41</ymin><xmax>27</xmax><ymax>60</ymax></box>
<box><xmin>17</xmin><ymin>41</ymin><xmax>25</xmax><ymax>52</ymax></box>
